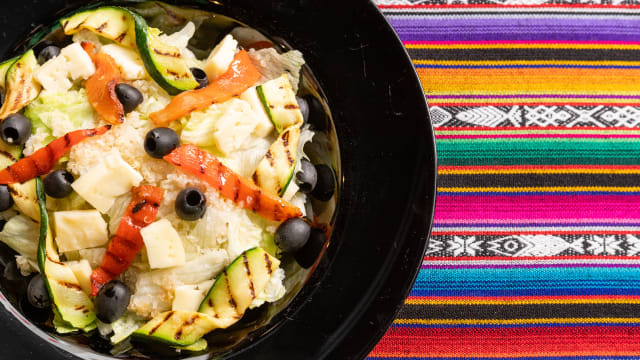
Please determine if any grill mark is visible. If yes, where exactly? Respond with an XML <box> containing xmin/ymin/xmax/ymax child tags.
<box><xmin>252</xmin><ymin>189</ymin><xmax>262</xmax><ymax>212</ymax></box>
<box><xmin>46</xmin><ymin>254</ymin><xmax>63</xmax><ymax>265</ymax></box>
<box><xmin>28</xmin><ymin>157</ymin><xmax>43</xmax><ymax>174</ymax></box>
<box><xmin>115</xmin><ymin>32</ymin><xmax>127</xmax><ymax>43</ymax></box>
<box><xmin>251</xmin><ymin>173</ymin><xmax>259</xmax><ymax>186</ymax></box>
<box><xmin>106</xmin><ymin>250</ymin><xmax>127</xmax><ymax>265</ymax></box>
<box><xmin>72</xmin><ymin>20</ymin><xmax>86</xmax><ymax>31</ymax></box>
<box><xmin>0</xmin><ymin>150</ymin><xmax>16</xmax><ymax>162</ymax></box>
<box><xmin>207</xmin><ymin>298</ymin><xmax>213</xmax><ymax>308</ymax></box>
<box><xmin>115</xmin><ymin>235</ymin><xmax>138</xmax><ymax>251</ymax></box>
<box><xmin>282</xmin><ymin>131</ymin><xmax>290</xmax><ymax>147</ymax></box>
<box><xmin>42</xmin><ymin>146</ymin><xmax>54</xmax><ymax>169</ymax></box>
<box><xmin>174</xmin><ymin>314</ymin><xmax>200</xmax><ymax>340</ymax></box>
<box><xmin>284</xmin><ymin>104</ymin><xmax>299</xmax><ymax>110</ymax></box>
<box><xmin>13</xmin><ymin>72</ymin><xmax>27</xmax><ymax>108</ymax></box>
<box><xmin>62</xmin><ymin>20</ymin><xmax>69</xmax><ymax>28</ymax></box>
<box><xmin>243</xmin><ymin>253</ymin><xmax>256</xmax><ymax>299</ymax></box>
<box><xmin>265</xmin><ymin>150</ymin><xmax>275</xmax><ymax>167</ymax></box>
<box><xmin>74</xmin><ymin>305</ymin><xmax>85</xmax><ymax>311</ymax></box>
<box><xmin>132</xmin><ymin>200</ymin><xmax>147</xmax><ymax>214</ymax></box>
<box><xmin>63</xmin><ymin>134</ymin><xmax>71</xmax><ymax>146</ymax></box>
<box><xmin>285</xmin><ymin>147</ymin><xmax>294</xmax><ymax>166</ymax></box>
<box><xmin>153</xmin><ymin>49</ymin><xmax>182</xmax><ymax>58</ymax></box>
<box><xmin>224</xmin><ymin>271</ymin><xmax>238</xmax><ymax>311</ymax></box>
<box><xmin>264</xmin><ymin>252</ymin><xmax>273</xmax><ymax>275</ymax></box>
<box><xmin>149</xmin><ymin>311</ymin><xmax>175</xmax><ymax>335</ymax></box>
<box><xmin>96</xmin><ymin>22</ymin><xmax>108</xmax><ymax>32</ymax></box>
<box><xmin>6</xmin><ymin>165</ymin><xmax>19</xmax><ymax>182</ymax></box>
<box><xmin>58</xmin><ymin>281</ymin><xmax>82</xmax><ymax>291</ymax></box>
<box><xmin>200</xmin><ymin>164</ymin><xmax>205</xmax><ymax>174</ymax></box>
<box><xmin>82</xmin><ymin>309</ymin><xmax>90</xmax><ymax>314</ymax></box>
<box><xmin>232</xmin><ymin>177</ymin><xmax>241</xmax><ymax>202</ymax></box>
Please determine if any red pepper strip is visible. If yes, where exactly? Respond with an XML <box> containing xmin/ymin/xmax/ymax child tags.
<box><xmin>149</xmin><ymin>50</ymin><xmax>261</xmax><ymax>125</ymax></box>
<box><xmin>90</xmin><ymin>185</ymin><xmax>164</xmax><ymax>296</ymax></box>
<box><xmin>0</xmin><ymin>126</ymin><xmax>111</xmax><ymax>185</ymax></box>
<box><xmin>82</xmin><ymin>42</ymin><xmax>125</xmax><ymax>125</ymax></box>
<box><xmin>164</xmin><ymin>144</ymin><xmax>302</xmax><ymax>222</ymax></box>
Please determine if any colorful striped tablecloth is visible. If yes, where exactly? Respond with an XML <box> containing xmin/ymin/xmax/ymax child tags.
<box><xmin>368</xmin><ymin>1</ymin><xmax>640</xmax><ymax>359</ymax></box>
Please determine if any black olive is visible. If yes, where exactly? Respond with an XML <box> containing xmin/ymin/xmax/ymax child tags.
<box><xmin>311</xmin><ymin>164</ymin><xmax>335</xmax><ymax>201</ymax></box>
<box><xmin>37</xmin><ymin>45</ymin><xmax>60</xmax><ymax>65</ymax></box>
<box><xmin>0</xmin><ymin>113</ymin><xmax>32</xmax><ymax>146</ymax></box>
<box><xmin>19</xmin><ymin>296</ymin><xmax>50</xmax><ymax>324</ymax></box>
<box><xmin>95</xmin><ymin>280</ymin><xmax>131</xmax><ymax>324</ymax></box>
<box><xmin>33</xmin><ymin>40</ymin><xmax>55</xmax><ymax>57</ymax></box>
<box><xmin>304</xmin><ymin>95</ymin><xmax>327</xmax><ymax>131</ymax></box>
<box><xmin>89</xmin><ymin>331</ymin><xmax>113</xmax><ymax>354</ymax></box>
<box><xmin>0</xmin><ymin>185</ymin><xmax>13</xmax><ymax>212</ymax></box>
<box><xmin>175</xmin><ymin>187</ymin><xmax>207</xmax><ymax>221</ymax></box>
<box><xmin>144</xmin><ymin>127</ymin><xmax>179</xmax><ymax>159</ymax></box>
<box><xmin>296</xmin><ymin>159</ymin><xmax>317</xmax><ymax>194</ymax></box>
<box><xmin>190</xmin><ymin>68</ymin><xmax>209</xmax><ymax>89</ymax></box>
<box><xmin>43</xmin><ymin>170</ymin><xmax>75</xmax><ymax>199</ymax></box>
<box><xmin>275</xmin><ymin>218</ymin><xmax>311</xmax><ymax>253</ymax></box>
<box><xmin>296</xmin><ymin>96</ymin><xmax>309</xmax><ymax>125</ymax></box>
<box><xmin>27</xmin><ymin>274</ymin><xmax>51</xmax><ymax>309</ymax></box>
<box><xmin>115</xmin><ymin>83</ymin><xmax>144</xmax><ymax>113</ymax></box>
<box><xmin>294</xmin><ymin>227</ymin><xmax>326</xmax><ymax>269</ymax></box>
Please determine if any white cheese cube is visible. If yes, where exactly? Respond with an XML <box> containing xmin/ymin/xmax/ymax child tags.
<box><xmin>213</xmin><ymin>99</ymin><xmax>258</xmax><ymax>155</ymax></box>
<box><xmin>34</xmin><ymin>55</ymin><xmax>72</xmax><ymax>92</ymax></box>
<box><xmin>54</xmin><ymin>210</ymin><xmax>109</xmax><ymax>253</ymax></box>
<box><xmin>172</xmin><ymin>285</ymin><xmax>206</xmax><ymax>312</ymax></box>
<box><xmin>72</xmin><ymin>150</ymin><xmax>143</xmax><ymax>213</ymax></box>
<box><xmin>66</xmin><ymin>260</ymin><xmax>93</xmax><ymax>295</ymax></box>
<box><xmin>204</xmin><ymin>34</ymin><xmax>238</xmax><ymax>80</ymax></box>
<box><xmin>141</xmin><ymin>219</ymin><xmax>186</xmax><ymax>269</ymax></box>
<box><xmin>101</xmin><ymin>44</ymin><xmax>146</xmax><ymax>80</ymax></box>
<box><xmin>240</xmin><ymin>87</ymin><xmax>274</xmax><ymax>138</ymax></box>
<box><xmin>60</xmin><ymin>42</ymin><xmax>95</xmax><ymax>80</ymax></box>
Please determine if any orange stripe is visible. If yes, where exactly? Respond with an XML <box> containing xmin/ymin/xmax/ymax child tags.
<box><xmin>417</xmin><ymin>67</ymin><xmax>640</xmax><ymax>94</ymax></box>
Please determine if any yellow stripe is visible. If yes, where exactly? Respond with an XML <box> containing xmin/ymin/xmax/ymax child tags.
<box><xmin>438</xmin><ymin>186</ymin><xmax>640</xmax><ymax>193</ymax></box>
<box><xmin>406</xmin><ymin>298</ymin><xmax>640</xmax><ymax>305</ymax></box>
<box><xmin>415</xmin><ymin>60</ymin><xmax>640</xmax><ymax>67</ymax></box>
<box><xmin>438</xmin><ymin>168</ymin><xmax>640</xmax><ymax>175</ymax></box>
<box><xmin>394</xmin><ymin>318</ymin><xmax>640</xmax><ymax>325</ymax></box>
<box><xmin>406</xmin><ymin>43</ymin><xmax>640</xmax><ymax>50</ymax></box>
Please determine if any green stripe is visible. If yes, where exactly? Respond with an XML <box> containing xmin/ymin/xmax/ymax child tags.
<box><xmin>436</xmin><ymin>138</ymin><xmax>640</xmax><ymax>165</ymax></box>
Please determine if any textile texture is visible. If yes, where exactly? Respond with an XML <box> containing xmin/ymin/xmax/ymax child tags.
<box><xmin>368</xmin><ymin>1</ymin><xmax>640</xmax><ymax>359</ymax></box>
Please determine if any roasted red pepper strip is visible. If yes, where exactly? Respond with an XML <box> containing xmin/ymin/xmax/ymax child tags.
<box><xmin>149</xmin><ymin>50</ymin><xmax>261</xmax><ymax>125</ymax></box>
<box><xmin>164</xmin><ymin>144</ymin><xmax>302</xmax><ymax>222</ymax></box>
<box><xmin>0</xmin><ymin>126</ymin><xmax>111</xmax><ymax>184</ymax></box>
<box><xmin>90</xmin><ymin>185</ymin><xmax>164</xmax><ymax>296</ymax></box>
<box><xmin>82</xmin><ymin>42</ymin><xmax>125</xmax><ymax>125</ymax></box>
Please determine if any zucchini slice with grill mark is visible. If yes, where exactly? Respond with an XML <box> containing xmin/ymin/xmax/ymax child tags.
<box><xmin>251</xmin><ymin>126</ymin><xmax>301</xmax><ymax>197</ymax></box>
<box><xmin>133</xmin><ymin>248</ymin><xmax>280</xmax><ymax>346</ymax></box>
<box><xmin>0</xmin><ymin>141</ymin><xmax>41</xmax><ymax>221</ymax></box>
<box><xmin>256</xmin><ymin>75</ymin><xmax>304</xmax><ymax>133</ymax></box>
<box><xmin>0</xmin><ymin>50</ymin><xmax>41</xmax><ymax>120</ymax></box>
<box><xmin>60</xmin><ymin>6</ymin><xmax>137</xmax><ymax>48</ymax></box>
<box><xmin>0</xmin><ymin>56</ymin><xmax>18</xmax><ymax>89</ymax></box>
<box><xmin>36</xmin><ymin>177</ymin><xmax>96</xmax><ymax>331</ymax></box>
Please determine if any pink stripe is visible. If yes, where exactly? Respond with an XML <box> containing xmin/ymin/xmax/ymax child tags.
<box><xmin>434</xmin><ymin>195</ymin><xmax>640</xmax><ymax>222</ymax></box>
<box><xmin>435</xmin><ymin>218</ymin><xmax>640</xmax><ymax>224</ymax></box>
<box><xmin>403</xmin><ymin>40</ymin><xmax>640</xmax><ymax>45</ymax></box>
<box><xmin>436</xmin><ymin>134</ymin><xmax>640</xmax><ymax>139</ymax></box>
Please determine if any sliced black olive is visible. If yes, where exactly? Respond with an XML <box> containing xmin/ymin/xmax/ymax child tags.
<box><xmin>311</xmin><ymin>164</ymin><xmax>335</xmax><ymax>201</ymax></box>
<box><xmin>37</xmin><ymin>45</ymin><xmax>60</xmax><ymax>65</ymax></box>
<box><xmin>190</xmin><ymin>68</ymin><xmax>209</xmax><ymax>89</ymax></box>
<box><xmin>296</xmin><ymin>159</ymin><xmax>317</xmax><ymax>194</ymax></box>
<box><xmin>115</xmin><ymin>83</ymin><xmax>144</xmax><ymax>113</ymax></box>
<box><xmin>0</xmin><ymin>185</ymin><xmax>13</xmax><ymax>212</ymax></box>
<box><xmin>294</xmin><ymin>227</ymin><xmax>326</xmax><ymax>269</ymax></box>
<box><xmin>175</xmin><ymin>187</ymin><xmax>207</xmax><ymax>221</ymax></box>
<box><xmin>296</xmin><ymin>96</ymin><xmax>309</xmax><ymax>124</ymax></box>
<box><xmin>95</xmin><ymin>280</ymin><xmax>131</xmax><ymax>324</ymax></box>
<box><xmin>89</xmin><ymin>331</ymin><xmax>114</xmax><ymax>354</ymax></box>
<box><xmin>27</xmin><ymin>274</ymin><xmax>51</xmax><ymax>309</ymax></box>
<box><xmin>43</xmin><ymin>170</ymin><xmax>74</xmax><ymax>198</ymax></box>
<box><xmin>0</xmin><ymin>113</ymin><xmax>32</xmax><ymax>146</ymax></box>
<box><xmin>144</xmin><ymin>127</ymin><xmax>179</xmax><ymax>159</ymax></box>
<box><xmin>275</xmin><ymin>218</ymin><xmax>311</xmax><ymax>253</ymax></box>
<box><xmin>304</xmin><ymin>95</ymin><xmax>327</xmax><ymax>131</ymax></box>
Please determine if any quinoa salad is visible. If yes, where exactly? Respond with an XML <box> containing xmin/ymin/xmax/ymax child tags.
<box><xmin>0</xmin><ymin>2</ymin><xmax>336</xmax><ymax>355</ymax></box>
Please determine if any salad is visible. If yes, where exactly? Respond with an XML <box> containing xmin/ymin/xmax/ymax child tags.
<box><xmin>0</xmin><ymin>2</ymin><xmax>336</xmax><ymax>355</ymax></box>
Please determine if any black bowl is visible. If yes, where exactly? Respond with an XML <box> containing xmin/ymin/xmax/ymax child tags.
<box><xmin>0</xmin><ymin>0</ymin><xmax>436</xmax><ymax>359</ymax></box>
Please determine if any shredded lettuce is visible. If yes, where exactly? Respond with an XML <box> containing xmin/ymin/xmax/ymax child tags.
<box><xmin>0</xmin><ymin>215</ymin><xmax>39</xmax><ymax>260</ymax></box>
<box><xmin>248</xmin><ymin>48</ymin><xmax>306</xmax><ymax>92</ymax></box>
<box><xmin>110</xmin><ymin>312</ymin><xmax>146</xmax><ymax>344</ymax></box>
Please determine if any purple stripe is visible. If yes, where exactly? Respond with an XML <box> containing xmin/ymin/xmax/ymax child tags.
<box><xmin>388</xmin><ymin>17</ymin><xmax>640</xmax><ymax>42</ymax></box>
<box><xmin>428</xmin><ymin>94</ymin><xmax>640</xmax><ymax>99</ymax></box>
<box><xmin>422</xmin><ymin>264</ymin><xmax>640</xmax><ymax>269</ymax></box>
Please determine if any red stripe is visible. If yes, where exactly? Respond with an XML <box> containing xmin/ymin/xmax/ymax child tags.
<box><xmin>370</xmin><ymin>326</ymin><xmax>640</xmax><ymax>357</ymax></box>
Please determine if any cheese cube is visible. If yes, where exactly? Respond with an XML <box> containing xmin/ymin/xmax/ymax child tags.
<box><xmin>240</xmin><ymin>87</ymin><xmax>274</xmax><ymax>138</ymax></box>
<box><xmin>141</xmin><ymin>219</ymin><xmax>186</xmax><ymax>269</ymax></box>
<box><xmin>101</xmin><ymin>44</ymin><xmax>146</xmax><ymax>80</ymax></box>
<box><xmin>54</xmin><ymin>210</ymin><xmax>109</xmax><ymax>253</ymax></box>
<box><xmin>213</xmin><ymin>99</ymin><xmax>258</xmax><ymax>155</ymax></box>
<box><xmin>72</xmin><ymin>150</ymin><xmax>143</xmax><ymax>213</ymax></box>
<box><xmin>60</xmin><ymin>42</ymin><xmax>95</xmax><ymax>80</ymax></box>
<box><xmin>66</xmin><ymin>260</ymin><xmax>93</xmax><ymax>295</ymax></box>
<box><xmin>172</xmin><ymin>285</ymin><xmax>206</xmax><ymax>312</ymax></box>
<box><xmin>34</xmin><ymin>55</ymin><xmax>72</xmax><ymax>92</ymax></box>
<box><xmin>203</xmin><ymin>34</ymin><xmax>238</xmax><ymax>80</ymax></box>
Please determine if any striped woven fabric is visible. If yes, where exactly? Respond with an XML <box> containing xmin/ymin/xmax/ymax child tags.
<box><xmin>368</xmin><ymin>1</ymin><xmax>640</xmax><ymax>359</ymax></box>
